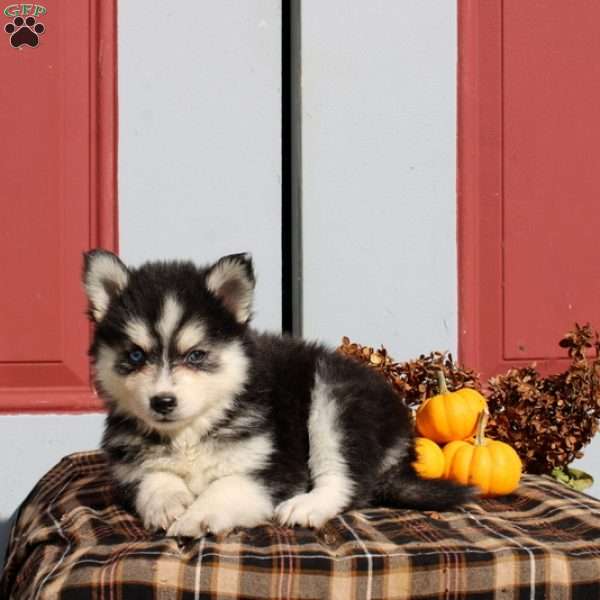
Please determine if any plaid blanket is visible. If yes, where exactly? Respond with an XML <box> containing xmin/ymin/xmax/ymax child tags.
<box><xmin>2</xmin><ymin>451</ymin><xmax>600</xmax><ymax>599</ymax></box>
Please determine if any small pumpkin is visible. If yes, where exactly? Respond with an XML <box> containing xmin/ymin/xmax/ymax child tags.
<box><xmin>416</xmin><ymin>370</ymin><xmax>487</xmax><ymax>443</ymax></box>
<box><xmin>443</xmin><ymin>410</ymin><xmax>522</xmax><ymax>496</ymax></box>
<box><xmin>413</xmin><ymin>437</ymin><xmax>445</xmax><ymax>479</ymax></box>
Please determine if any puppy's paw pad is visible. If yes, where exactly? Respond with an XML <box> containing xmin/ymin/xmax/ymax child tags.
<box><xmin>275</xmin><ymin>493</ymin><xmax>335</xmax><ymax>529</ymax></box>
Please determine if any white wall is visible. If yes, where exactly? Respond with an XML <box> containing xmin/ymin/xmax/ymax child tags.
<box><xmin>118</xmin><ymin>0</ymin><xmax>282</xmax><ymax>332</ymax></box>
<box><xmin>0</xmin><ymin>414</ymin><xmax>103</xmax><ymax>514</ymax></box>
<box><xmin>301</xmin><ymin>0</ymin><xmax>458</xmax><ymax>360</ymax></box>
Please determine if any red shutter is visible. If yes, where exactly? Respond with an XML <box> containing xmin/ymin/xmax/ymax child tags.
<box><xmin>459</xmin><ymin>0</ymin><xmax>600</xmax><ymax>380</ymax></box>
<box><xmin>0</xmin><ymin>1</ymin><xmax>116</xmax><ymax>412</ymax></box>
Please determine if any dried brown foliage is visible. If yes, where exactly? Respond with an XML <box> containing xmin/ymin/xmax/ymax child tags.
<box><xmin>486</xmin><ymin>324</ymin><xmax>600</xmax><ymax>474</ymax></box>
<box><xmin>337</xmin><ymin>337</ymin><xmax>481</xmax><ymax>410</ymax></box>
<box><xmin>338</xmin><ymin>324</ymin><xmax>600</xmax><ymax>475</ymax></box>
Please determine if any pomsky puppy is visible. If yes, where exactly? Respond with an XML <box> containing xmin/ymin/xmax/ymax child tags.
<box><xmin>84</xmin><ymin>250</ymin><xmax>473</xmax><ymax>537</ymax></box>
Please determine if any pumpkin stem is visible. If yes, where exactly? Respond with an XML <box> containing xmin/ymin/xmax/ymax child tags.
<box><xmin>474</xmin><ymin>409</ymin><xmax>489</xmax><ymax>445</ymax></box>
<box><xmin>436</xmin><ymin>369</ymin><xmax>449</xmax><ymax>395</ymax></box>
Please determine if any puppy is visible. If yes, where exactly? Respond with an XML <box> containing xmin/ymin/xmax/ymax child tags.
<box><xmin>84</xmin><ymin>250</ymin><xmax>473</xmax><ymax>537</ymax></box>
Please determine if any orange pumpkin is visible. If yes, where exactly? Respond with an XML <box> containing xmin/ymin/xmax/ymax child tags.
<box><xmin>415</xmin><ymin>371</ymin><xmax>487</xmax><ymax>443</ymax></box>
<box><xmin>413</xmin><ymin>437</ymin><xmax>445</xmax><ymax>479</ymax></box>
<box><xmin>443</xmin><ymin>410</ymin><xmax>522</xmax><ymax>496</ymax></box>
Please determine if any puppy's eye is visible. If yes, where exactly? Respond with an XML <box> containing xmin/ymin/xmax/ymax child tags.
<box><xmin>185</xmin><ymin>350</ymin><xmax>207</xmax><ymax>365</ymax></box>
<box><xmin>127</xmin><ymin>348</ymin><xmax>146</xmax><ymax>366</ymax></box>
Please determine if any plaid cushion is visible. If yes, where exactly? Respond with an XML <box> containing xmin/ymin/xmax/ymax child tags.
<box><xmin>2</xmin><ymin>451</ymin><xmax>600</xmax><ymax>599</ymax></box>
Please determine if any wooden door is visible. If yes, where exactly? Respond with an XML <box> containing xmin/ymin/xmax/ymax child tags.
<box><xmin>0</xmin><ymin>1</ymin><xmax>116</xmax><ymax>411</ymax></box>
<box><xmin>458</xmin><ymin>0</ymin><xmax>600</xmax><ymax>380</ymax></box>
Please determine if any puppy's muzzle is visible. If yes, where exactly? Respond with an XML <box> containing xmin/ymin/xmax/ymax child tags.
<box><xmin>150</xmin><ymin>394</ymin><xmax>177</xmax><ymax>415</ymax></box>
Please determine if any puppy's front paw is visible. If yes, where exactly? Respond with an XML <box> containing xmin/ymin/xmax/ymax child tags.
<box><xmin>166</xmin><ymin>507</ymin><xmax>213</xmax><ymax>538</ymax></box>
<box><xmin>275</xmin><ymin>492</ymin><xmax>338</xmax><ymax>529</ymax></box>
<box><xmin>166</xmin><ymin>498</ymin><xmax>269</xmax><ymax>538</ymax></box>
<box><xmin>167</xmin><ymin>504</ymin><xmax>254</xmax><ymax>538</ymax></box>
<box><xmin>136</xmin><ymin>474</ymin><xmax>195</xmax><ymax>532</ymax></box>
<box><xmin>139</xmin><ymin>488</ymin><xmax>194</xmax><ymax>532</ymax></box>
<box><xmin>167</xmin><ymin>475</ymin><xmax>274</xmax><ymax>538</ymax></box>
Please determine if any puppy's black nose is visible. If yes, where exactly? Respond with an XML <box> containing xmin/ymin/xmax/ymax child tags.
<box><xmin>150</xmin><ymin>395</ymin><xmax>177</xmax><ymax>415</ymax></box>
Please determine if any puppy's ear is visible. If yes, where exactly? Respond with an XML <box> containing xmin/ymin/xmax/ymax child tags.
<box><xmin>206</xmin><ymin>253</ymin><xmax>255</xmax><ymax>324</ymax></box>
<box><xmin>83</xmin><ymin>249</ymin><xmax>129</xmax><ymax>322</ymax></box>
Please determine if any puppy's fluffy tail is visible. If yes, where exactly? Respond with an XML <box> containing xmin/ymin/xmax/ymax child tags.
<box><xmin>375</xmin><ymin>467</ymin><xmax>476</xmax><ymax>511</ymax></box>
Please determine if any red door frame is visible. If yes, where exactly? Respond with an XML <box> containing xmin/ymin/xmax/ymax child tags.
<box><xmin>92</xmin><ymin>0</ymin><xmax>119</xmax><ymax>255</ymax></box>
<box><xmin>457</xmin><ymin>0</ymin><xmax>503</xmax><ymax>380</ymax></box>
<box><xmin>0</xmin><ymin>0</ymin><xmax>117</xmax><ymax>413</ymax></box>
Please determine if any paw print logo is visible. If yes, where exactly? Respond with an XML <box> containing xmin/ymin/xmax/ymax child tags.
<box><xmin>4</xmin><ymin>16</ymin><xmax>45</xmax><ymax>48</ymax></box>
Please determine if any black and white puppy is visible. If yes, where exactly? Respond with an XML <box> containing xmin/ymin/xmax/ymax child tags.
<box><xmin>84</xmin><ymin>250</ymin><xmax>472</xmax><ymax>537</ymax></box>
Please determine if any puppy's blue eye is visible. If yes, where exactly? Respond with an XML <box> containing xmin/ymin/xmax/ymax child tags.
<box><xmin>185</xmin><ymin>350</ymin><xmax>206</xmax><ymax>365</ymax></box>
<box><xmin>128</xmin><ymin>349</ymin><xmax>146</xmax><ymax>366</ymax></box>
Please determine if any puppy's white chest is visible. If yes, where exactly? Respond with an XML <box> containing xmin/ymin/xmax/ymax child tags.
<box><xmin>170</xmin><ymin>430</ymin><xmax>219</xmax><ymax>485</ymax></box>
<box><xmin>169</xmin><ymin>429</ymin><xmax>273</xmax><ymax>495</ymax></box>
<box><xmin>171</xmin><ymin>429</ymin><xmax>204</xmax><ymax>464</ymax></box>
